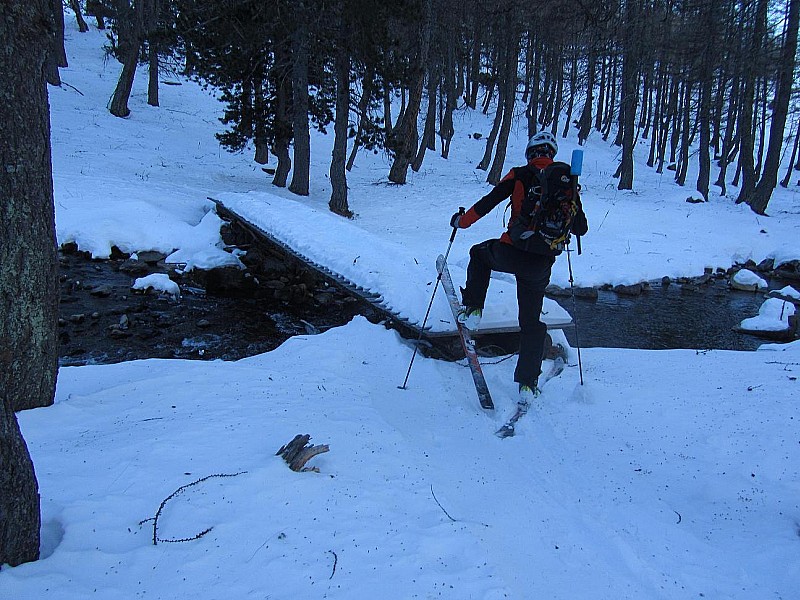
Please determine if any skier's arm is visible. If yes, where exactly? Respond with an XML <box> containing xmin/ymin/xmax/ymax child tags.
<box><xmin>455</xmin><ymin>171</ymin><xmax>516</xmax><ymax>228</ymax></box>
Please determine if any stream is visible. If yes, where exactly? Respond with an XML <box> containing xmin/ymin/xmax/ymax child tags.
<box><xmin>57</xmin><ymin>248</ymin><xmax>796</xmax><ymax>367</ymax></box>
<box><xmin>557</xmin><ymin>279</ymin><xmax>777</xmax><ymax>351</ymax></box>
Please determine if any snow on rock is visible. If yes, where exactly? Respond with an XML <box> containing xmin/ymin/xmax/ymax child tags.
<box><xmin>770</xmin><ymin>285</ymin><xmax>800</xmax><ymax>302</ymax></box>
<box><xmin>731</xmin><ymin>268</ymin><xmax>768</xmax><ymax>291</ymax></box>
<box><xmin>165</xmin><ymin>210</ymin><xmax>244</xmax><ymax>272</ymax></box>
<box><xmin>131</xmin><ymin>273</ymin><xmax>180</xmax><ymax>296</ymax></box>
<box><xmin>739</xmin><ymin>297</ymin><xmax>795</xmax><ymax>332</ymax></box>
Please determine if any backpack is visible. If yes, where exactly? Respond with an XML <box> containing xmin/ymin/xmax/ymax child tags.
<box><xmin>507</xmin><ymin>161</ymin><xmax>583</xmax><ymax>255</ymax></box>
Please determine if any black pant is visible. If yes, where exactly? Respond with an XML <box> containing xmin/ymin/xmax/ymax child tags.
<box><xmin>461</xmin><ymin>239</ymin><xmax>554</xmax><ymax>387</ymax></box>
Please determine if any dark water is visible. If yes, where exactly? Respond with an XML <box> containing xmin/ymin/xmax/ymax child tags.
<box><xmin>554</xmin><ymin>279</ymin><xmax>782</xmax><ymax>351</ymax></box>
<box><xmin>60</xmin><ymin>250</ymin><xmax>793</xmax><ymax>366</ymax></box>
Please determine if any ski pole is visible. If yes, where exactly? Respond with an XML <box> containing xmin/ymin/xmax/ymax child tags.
<box><xmin>565</xmin><ymin>239</ymin><xmax>585</xmax><ymax>386</ymax></box>
<box><xmin>399</xmin><ymin>207</ymin><xmax>465</xmax><ymax>390</ymax></box>
<box><xmin>570</xmin><ymin>149</ymin><xmax>584</xmax><ymax>256</ymax></box>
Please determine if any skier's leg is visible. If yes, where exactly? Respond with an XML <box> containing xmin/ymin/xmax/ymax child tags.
<box><xmin>513</xmin><ymin>255</ymin><xmax>554</xmax><ymax>387</ymax></box>
<box><xmin>461</xmin><ymin>240</ymin><xmax>496</xmax><ymax>309</ymax></box>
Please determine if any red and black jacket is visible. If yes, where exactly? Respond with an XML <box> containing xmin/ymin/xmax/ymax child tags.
<box><xmin>459</xmin><ymin>156</ymin><xmax>553</xmax><ymax>244</ymax></box>
<box><xmin>458</xmin><ymin>157</ymin><xmax>561</xmax><ymax>246</ymax></box>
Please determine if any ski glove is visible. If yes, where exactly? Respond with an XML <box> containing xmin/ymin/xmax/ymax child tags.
<box><xmin>450</xmin><ymin>211</ymin><xmax>463</xmax><ymax>229</ymax></box>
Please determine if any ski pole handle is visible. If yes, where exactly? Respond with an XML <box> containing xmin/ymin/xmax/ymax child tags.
<box><xmin>570</xmin><ymin>149</ymin><xmax>584</xmax><ymax>176</ymax></box>
<box><xmin>449</xmin><ymin>206</ymin><xmax>465</xmax><ymax>242</ymax></box>
<box><xmin>570</xmin><ymin>151</ymin><xmax>583</xmax><ymax>256</ymax></box>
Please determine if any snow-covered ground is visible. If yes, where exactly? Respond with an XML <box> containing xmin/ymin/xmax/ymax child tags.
<box><xmin>5</xmin><ymin>18</ymin><xmax>800</xmax><ymax>600</ymax></box>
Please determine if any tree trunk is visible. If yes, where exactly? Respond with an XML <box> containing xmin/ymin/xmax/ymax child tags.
<box><xmin>602</xmin><ymin>56</ymin><xmax>617</xmax><ymax>141</ymax></box>
<box><xmin>538</xmin><ymin>52</ymin><xmax>558</xmax><ymax>129</ymax></box>
<box><xmin>711</xmin><ymin>69</ymin><xmax>728</xmax><ymax>158</ymax></box>
<box><xmin>1</xmin><ymin>0</ymin><xmax>60</xmax><ymax>568</ymax></box>
<box><xmin>272</xmin><ymin>140</ymin><xmax>291</xmax><ymax>187</ymax></box>
<box><xmin>87</xmin><ymin>0</ymin><xmax>111</xmax><ymax>29</ymax></box>
<box><xmin>412</xmin><ymin>61</ymin><xmax>439</xmax><ymax>172</ymax></box>
<box><xmin>561</xmin><ymin>54</ymin><xmax>577</xmax><ymax>139</ymax></box>
<box><xmin>617</xmin><ymin>6</ymin><xmax>638</xmax><ymax>191</ymax></box>
<box><xmin>657</xmin><ymin>77</ymin><xmax>678</xmax><ymax>173</ymax></box>
<box><xmin>551</xmin><ymin>56</ymin><xmax>564</xmax><ymax>135</ymax></box>
<box><xmin>329</xmin><ymin>17</ymin><xmax>352</xmax><ymax>218</ymax></box>
<box><xmin>577</xmin><ymin>48</ymin><xmax>596</xmax><ymax>145</ymax></box>
<box><xmin>736</xmin><ymin>0</ymin><xmax>768</xmax><ymax>204</ymax></box>
<box><xmin>638</xmin><ymin>69</ymin><xmax>650</xmax><ymax>135</ymax></box>
<box><xmin>439</xmin><ymin>43</ymin><xmax>457</xmax><ymax>159</ymax></box>
<box><xmin>714</xmin><ymin>76</ymin><xmax>740</xmax><ymax>195</ymax></box>
<box><xmin>388</xmin><ymin>0</ymin><xmax>433</xmax><ymax>184</ymax></box>
<box><xmin>748</xmin><ymin>0</ymin><xmax>800</xmax><ymax>214</ymax></box>
<box><xmin>45</xmin><ymin>0</ymin><xmax>67</xmax><ymax>85</ymax></box>
<box><xmin>109</xmin><ymin>0</ymin><xmax>143</xmax><ymax>118</ymax></box>
<box><xmin>669</xmin><ymin>78</ymin><xmax>682</xmax><ymax>164</ymax></box>
<box><xmin>145</xmin><ymin>0</ymin><xmax>159</xmax><ymax>107</ymax></box>
<box><xmin>466</xmin><ymin>7</ymin><xmax>482</xmax><ymax>109</ymax></box>
<box><xmin>147</xmin><ymin>45</ymin><xmax>159</xmax><ymax>107</ymax></box>
<box><xmin>696</xmin><ymin>76</ymin><xmax>712</xmax><ymax>201</ymax></box>
<box><xmin>481</xmin><ymin>49</ymin><xmax>497</xmax><ymax>115</ymax></box>
<box><xmin>676</xmin><ymin>79</ymin><xmax>692</xmax><ymax>186</ymax></box>
<box><xmin>527</xmin><ymin>37</ymin><xmax>541</xmax><ymax>137</ymax></box>
<box><xmin>780</xmin><ymin>117</ymin><xmax>800</xmax><ymax>188</ymax></box>
<box><xmin>69</xmin><ymin>0</ymin><xmax>90</xmax><ymax>33</ymax></box>
<box><xmin>346</xmin><ymin>65</ymin><xmax>374</xmax><ymax>171</ymax></box>
<box><xmin>383</xmin><ymin>79</ymin><xmax>393</xmax><ymax>135</ymax></box>
<box><xmin>272</xmin><ymin>73</ymin><xmax>292</xmax><ymax>187</ymax></box>
<box><xmin>488</xmin><ymin>30</ymin><xmax>519</xmax><ymax>185</ymax></box>
<box><xmin>253</xmin><ymin>76</ymin><xmax>269</xmax><ymax>165</ymax></box>
<box><xmin>289</xmin><ymin>18</ymin><xmax>310</xmax><ymax>196</ymax></box>
<box><xmin>647</xmin><ymin>67</ymin><xmax>664</xmax><ymax>167</ymax></box>
<box><xmin>477</xmin><ymin>100</ymin><xmax>503</xmax><ymax>171</ymax></box>
<box><xmin>522</xmin><ymin>34</ymin><xmax>533</xmax><ymax>104</ymax></box>
<box><xmin>696</xmin><ymin>0</ymin><xmax>717</xmax><ymax>203</ymax></box>
<box><xmin>595</xmin><ymin>53</ymin><xmax>606</xmax><ymax>132</ymax></box>
<box><xmin>109</xmin><ymin>44</ymin><xmax>140</xmax><ymax>117</ymax></box>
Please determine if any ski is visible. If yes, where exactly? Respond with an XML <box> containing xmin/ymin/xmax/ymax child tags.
<box><xmin>495</xmin><ymin>343</ymin><xmax>568</xmax><ymax>438</ymax></box>
<box><xmin>436</xmin><ymin>255</ymin><xmax>494</xmax><ymax>410</ymax></box>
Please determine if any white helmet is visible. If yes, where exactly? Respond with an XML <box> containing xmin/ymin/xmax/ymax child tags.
<box><xmin>525</xmin><ymin>131</ymin><xmax>558</xmax><ymax>158</ymax></box>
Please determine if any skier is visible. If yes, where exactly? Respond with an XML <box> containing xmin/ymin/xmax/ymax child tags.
<box><xmin>450</xmin><ymin>131</ymin><xmax>588</xmax><ymax>404</ymax></box>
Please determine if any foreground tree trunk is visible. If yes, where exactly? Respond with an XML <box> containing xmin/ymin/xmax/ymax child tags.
<box><xmin>0</xmin><ymin>0</ymin><xmax>60</xmax><ymax>568</ymax></box>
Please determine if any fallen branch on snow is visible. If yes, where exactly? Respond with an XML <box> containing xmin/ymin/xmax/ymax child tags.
<box><xmin>276</xmin><ymin>434</ymin><xmax>329</xmax><ymax>472</ymax></box>
<box><xmin>142</xmin><ymin>472</ymin><xmax>247</xmax><ymax>545</ymax></box>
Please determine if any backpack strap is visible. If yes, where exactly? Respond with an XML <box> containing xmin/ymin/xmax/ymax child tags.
<box><xmin>504</xmin><ymin>166</ymin><xmax>532</xmax><ymax>225</ymax></box>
